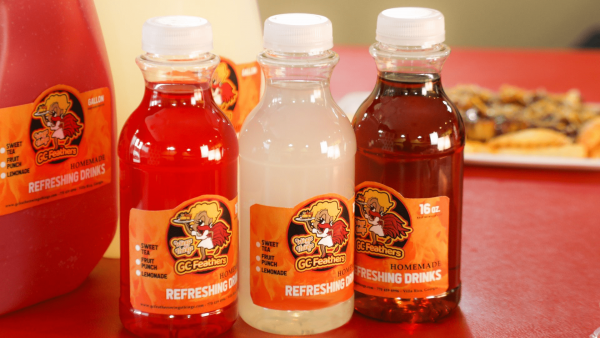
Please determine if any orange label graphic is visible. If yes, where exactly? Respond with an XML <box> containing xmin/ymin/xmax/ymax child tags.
<box><xmin>129</xmin><ymin>195</ymin><xmax>238</xmax><ymax>315</ymax></box>
<box><xmin>0</xmin><ymin>85</ymin><xmax>112</xmax><ymax>216</ymax></box>
<box><xmin>354</xmin><ymin>182</ymin><xmax>449</xmax><ymax>299</ymax></box>
<box><xmin>250</xmin><ymin>194</ymin><xmax>354</xmax><ymax>311</ymax></box>
<box><xmin>211</xmin><ymin>57</ymin><xmax>261</xmax><ymax>132</ymax></box>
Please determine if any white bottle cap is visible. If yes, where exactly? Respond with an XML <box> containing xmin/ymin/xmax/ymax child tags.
<box><xmin>263</xmin><ymin>13</ymin><xmax>333</xmax><ymax>53</ymax></box>
<box><xmin>142</xmin><ymin>16</ymin><xmax>213</xmax><ymax>55</ymax></box>
<box><xmin>376</xmin><ymin>7</ymin><xmax>445</xmax><ymax>47</ymax></box>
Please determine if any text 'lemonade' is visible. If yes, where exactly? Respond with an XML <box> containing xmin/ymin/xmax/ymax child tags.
<box><xmin>0</xmin><ymin>0</ymin><xmax>116</xmax><ymax>315</ymax></box>
<box><xmin>118</xmin><ymin>17</ymin><xmax>239</xmax><ymax>337</ymax></box>
<box><xmin>239</xmin><ymin>13</ymin><xmax>357</xmax><ymax>335</ymax></box>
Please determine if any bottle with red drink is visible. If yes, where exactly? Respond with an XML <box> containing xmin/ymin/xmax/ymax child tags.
<box><xmin>119</xmin><ymin>16</ymin><xmax>238</xmax><ymax>337</ymax></box>
<box><xmin>353</xmin><ymin>8</ymin><xmax>465</xmax><ymax>322</ymax></box>
<box><xmin>0</xmin><ymin>0</ymin><xmax>116</xmax><ymax>315</ymax></box>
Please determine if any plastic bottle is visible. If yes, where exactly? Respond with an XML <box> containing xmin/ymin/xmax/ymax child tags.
<box><xmin>93</xmin><ymin>0</ymin><xmax>262</xmax><ymax>258</ymax></box>
<box><xmin>0</xmin><ymin>0</ymin><xmax>116</xmax><ymax>315</ymax></box>
<box><xmin>239</xmin><ymin>14</ymin><xmax>356</xmax><ymax>335</ymax></box>
<box><xmin>118</xmin><ymin>17</ymin><xmax>238</xmax><ymax>337</ymax></box>
<box><xmin>94</xmin><ymin>0</ymin><xmax>262</xmax><ymax>133</ymax></box>
<box><xmin>352</xmin><ymin>8</ymin><xmax>465</xmax><ymax>322</ymax></box>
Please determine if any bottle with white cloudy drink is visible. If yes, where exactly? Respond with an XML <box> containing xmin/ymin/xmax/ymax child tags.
<box><xmin>239</xmin><ymin>13</ymin><xmax>356</xmax><ymax>335</ymax></box>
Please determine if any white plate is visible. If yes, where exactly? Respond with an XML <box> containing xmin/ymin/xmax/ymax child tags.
<box><xmin>465</xmin><ymin>153</ymin><xmax>600</xmax><ymax>170</ymax></box>
<box><xmin>338</xmin><ymin>91</ymin><xmax>600</xmax><ymax>171</ymax></box>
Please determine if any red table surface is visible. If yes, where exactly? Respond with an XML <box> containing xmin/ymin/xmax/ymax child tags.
<box><xmin>2</xmin><ymin>47</ymin><xmax>600</xmax><ymax>338</ymax></box>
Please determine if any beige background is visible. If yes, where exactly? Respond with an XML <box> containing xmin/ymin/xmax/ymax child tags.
<box><xmin>257</xmin><ymin>0</ymin><xmax>600</xmax><ymax>47</ymax></box>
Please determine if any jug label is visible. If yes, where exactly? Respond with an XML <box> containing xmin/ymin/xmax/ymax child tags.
<box><xmin>211</xmin><ymin>57</ymin><xmax>261</xmax><ymax>132</ymax></box>
<box><xmin>129</xmin><ymin>195</ymin><xmax>238</xmax><ymax>315</ymax></box>
<box><xmin>354</xmin><ymin>182</ymin><xmax>449</xmax><ymax>299</ymax></box>
<box><xmin>250</xmin><ymin>194</ymin><xmax>354</xmax><ymax>310</ymax></box>
<box><xmin>0</xmin><ymin>85</ymin><xmax>112</xmax><ymax>216</ymax></box>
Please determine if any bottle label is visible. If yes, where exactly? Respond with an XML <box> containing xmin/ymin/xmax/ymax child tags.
<box><xmin>211</xmin><ymin>57</ymin><xmax>261</xmax><ymax>133</ymax></box>
<box><xmin>250</xmin><ymin>194</ymin><xmax>355</xmax><ymax>311</ymax></box>
<box><xmin>0</xmin><ymin>85</ymin><xmax>112</xmax><ymax>216</ymax></box>
<box><xmin>129</xmin><ymin>195</ymin><xmax>238</xmax><ymax>315</ymax></box>
<box><xmin>354</xmin><ymin>182</ymin><xmax>449</xmax><ymax>299</ymax></box>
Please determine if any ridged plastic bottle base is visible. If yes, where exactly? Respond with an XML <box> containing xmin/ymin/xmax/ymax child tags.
<box><xmin>354</xmin><ymin>286</ymin><xmax>461</xmax><ymax>323</ymax></box>
<box><xmin>240</xmin><ymin>296</ymin><xmax>354</xmax><ymax>335</ymax></box>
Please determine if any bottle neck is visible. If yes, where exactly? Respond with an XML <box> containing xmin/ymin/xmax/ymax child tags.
<box><xmin>374</xmin><ymin>75</ymin><xmax>445</xmax><ymax>99</ymax></box>
<box><xmin>258</xmin><ymin>49</ymin><xmax>338</xmax><ymax>89</ymax></box>
<box><xmin>370</xmin><ymin>42</ymin><xmax>450</xmax><ymax>83</ymax></box>
<box><xmin>136</xmin><ymin>52</ymin><xmax>220</xmax><ymax>93</ymax></box>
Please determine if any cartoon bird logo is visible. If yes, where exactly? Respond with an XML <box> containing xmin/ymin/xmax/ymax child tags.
<box><xmin>211</xmin><ymin>62</ymin><xmax>238</xmax><ymax>115</ymax></box>
<box><xmin>294</xmin><ymin>200</ymin><xmax>350</xmax><ymax>258</ymax></box>
<box><xmin>32</xmin><ymin>93</ymin><xmax>83</xmax><ymax>150</ymax></box>
<box><xmin>356</xmin><ymin>189</ymin><xmax>412</xmax><ymax>245</ymax></box>
<box><xmin>172</xmin><ymin>201</ymin><xmax>232</xmax><ymax>261</ymax></box>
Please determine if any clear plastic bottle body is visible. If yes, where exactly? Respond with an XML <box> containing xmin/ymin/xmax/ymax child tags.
<box><xmin>353</xmin><ymin>43</ymin><xmax>465</xmax><ymax>322</ymax></box>
<box><xmin>118</xmin><ymin>53</ymin><xmax>238</xmax><ymax>337</ymax></box>
<box><xmin>239</xmin><ymin>50</ymin><xmax>356</xmax><ymax>334</ymax></box>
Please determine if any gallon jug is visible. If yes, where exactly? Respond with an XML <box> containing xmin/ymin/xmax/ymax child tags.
<box><xmin>0</xmin><ymin>0</ymin><xmax>117</xmax><ymax>314</ymax></box>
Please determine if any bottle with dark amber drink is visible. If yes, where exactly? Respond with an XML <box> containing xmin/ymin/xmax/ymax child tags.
<box><xmin>119</xmin><ymin>17</ymin><xmax>238</xmax><ymax>337</ymax></box>
<box><xmin>353</xmin><ymin>7</ymin><xmax>464</xmax><ymax>322</ymax></box>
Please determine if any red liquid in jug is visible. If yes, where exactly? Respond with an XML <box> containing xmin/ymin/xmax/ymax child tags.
<box><xmin>353</xmin><ymin>75</ymin><xmax>464</xmax><ymax>322</ymax></box>
<box><xmin>119</xmin><ymin>85</ymin><xmax>238</xmax><ymax>337</ymax></box>
<box><xmin>0</xmin><ymin>0</ymin><xmax>116</xmax><ymax>314</ymax></box>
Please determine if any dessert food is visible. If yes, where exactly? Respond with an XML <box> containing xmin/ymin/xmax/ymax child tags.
<box><xmin>447</xmin><ymin>85</ymin><xmax>600</xmax><ymax>158</ymax></box>
<box><xmin>577</xmin><ymin>117</ymin><xmax>600</xmax><ymax>158</ymax></box>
